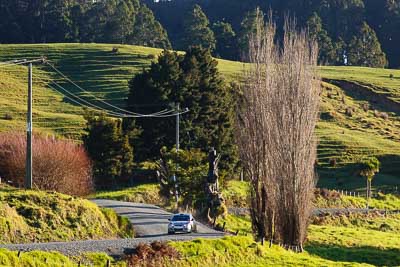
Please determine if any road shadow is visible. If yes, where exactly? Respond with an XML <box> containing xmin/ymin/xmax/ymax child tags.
<box><xmin>306</xmin><ymin>242</ymin><xmax>400</xmax><ymax>266</ymax></box>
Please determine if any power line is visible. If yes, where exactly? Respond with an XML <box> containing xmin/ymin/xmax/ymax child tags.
<box><xmin>1</xmin><ymin>59</ymin><xmax>191</xmax><ymax>118</ymax></box>
<box><xmin>34</xmin><ymin>74</ymin><xmax>190</xmax><ymax>118</ymax></box>
<box><xmin>34</xmin><ymin>75</ymin><xmax>138</xmax><ymax>118</ymax></box>
<box><xmin>45</xmin><ymin>61</ymin><xmax>178</xmax><ymax>117</ymax></box>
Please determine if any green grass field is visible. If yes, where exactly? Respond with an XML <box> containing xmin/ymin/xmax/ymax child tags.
<box><xmin>187</xmin><ymin>212</ymin><xmax>400</xmax><ymax>267</ymax></box>
<box><xmin>0</xmin><ymin>43</ymin><xmax>399</xmax><ymax>189</ymax></box>
<box><xmin>171</xmin><ymin>221</ymin><xmax>400</xmax><ymax>266</ymax></box>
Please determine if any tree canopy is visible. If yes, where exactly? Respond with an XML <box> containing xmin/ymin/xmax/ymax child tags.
<box><xmin>182</xmin><ymin>5</ymin><xmax>216</xmax><ymax>51</ymax></box>
<box><xmin>144</xmin><ymin>0</ymin><xmax>399</xmax><ymax>67</ymax></box>
<box><xmin>347</xmin><ymin>22</ymin><xmax>388</xmax><ymax>68</ymax></box>
<box><xmin>84</xmin><ymin>113</ymin><xmax>134</xmax><ymax>187</ymax></box>
<box><xmin>0</xmin><ymin>0</ymin><xmax>170</xmax><ymax>48</ymax></box>
<box><xmin>127</xmin><ymin>47</ymin><xmax>238</xmax><ymax>173</ymax></box>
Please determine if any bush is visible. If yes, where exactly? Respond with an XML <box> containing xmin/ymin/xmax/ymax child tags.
<box><xmin>380</xmin><ymin>112</ymin><xmax>389</xmax><ymax>120</ymax></box>
<box><xmin>314</xmin><ymin>188</ymin><xmax>341</xmax><ymax>200</ymax></box>
<box><xmin>0</xmin><ymin>132</ymin><xmax>93</xmax><ymax>196</ymax></box>
<box><xmin>329</xmin><ymin>158</ymin><xmax>337</xmax><ymax>167</ymax></box>
<box><xmin>2</xmin><ymin>113</ymin><xmax>13</xmax><ymax>120</ymax></box>
<box><xmin>345</xmin><ymin>107</ymin><xmax>355</xmax><ymax>117</ymax></box>
<box><xmin>361</xmin><ymin>103</ymin><xmax>369</xmax><ymax>112</ymax></box>
<box><xmin>127</xmin><ymin>241</ymin><xmax>180</xmax><ymax>267</ymax></box>
<box><xmin>157</xmin><ymin>147</ymin><xmax>208</xmax><ymax>203</ymax></box>
<box><xmin>373</xmin><ymin>110</ymin><xmax>388</xmax><ymax>120</ymax></box>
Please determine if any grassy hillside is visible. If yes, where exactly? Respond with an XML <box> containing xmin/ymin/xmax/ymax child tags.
<box><xmin>0</xmin><ymin>184</ymin><xmax>133</xmax><ymax>244</ymax></box>
<box><xmin>0</xmin><ymin>43</ymin><xmax>399</xmax><ymax>189</ymax></box>
<box><xmin>171</xmin><ymin>218</ymin><xmax>400</xmax><ymax>266</ymax></box>
<box><xmin>185</xmin><ymin>212</ymin><xmax>400</xmax><ymax>267</ymax></box>
<box><xmin>0</xmin><ymin>249</ymin><xmax>125</xmax><ymax>267</ymax></box>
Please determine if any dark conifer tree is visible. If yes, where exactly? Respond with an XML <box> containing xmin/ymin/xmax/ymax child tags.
<box><xmin>307</xmin><ymin>12</ymin><xmax>336</xmax><ymax>65</ymax></box>
<box><xmin>104</xmin><ymin>0</ymin><xmax>135</xmax><ymax>43</ymax></box>
<box><xmin>182</xmin><ymin>5</ymin><xmax>216</xmax><ymax>51</ymax></box>
<box><xmin>127</xmin><ymin>47</ymin><xmax>237</xmax><ymax>172</ymax></box>
<box><xmin>84</xmin><ymin>114</ymin><xmax>134</xmax><ymax>186</ymax></box>
<box><xmin>347</xmin><ymin>22</ymin><xmax>387</xmax><ymax>68</ymax></box>
<box><xmin>238</xmin><ymin>7</ymin><xmax>265</xmax><ymax>59</ymax></box>
<box><xmin>212</xmin><ymin>21</ymin><xmax>237</xmax><ymax>60</ymax></box>
<box><xmin>129</xmin><ymin>5</ymin><xmax>172</xmax><ymax>49</ymax></box>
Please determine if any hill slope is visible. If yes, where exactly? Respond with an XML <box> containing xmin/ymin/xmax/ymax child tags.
<box><xmin>0</xmin><ymin>185</ymin><xmax>133</xmax><ymax>244</ymax></box>
<box><xmin>0</xmin><ymin>43</ymin><xmax>399</xmax><ymax>190</ymax></box>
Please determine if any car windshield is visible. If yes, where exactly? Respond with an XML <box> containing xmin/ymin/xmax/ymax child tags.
<box><xmin>172</xmin><ymin>215</ymin><xmax>190</xmax><ymax>221</ymax></box>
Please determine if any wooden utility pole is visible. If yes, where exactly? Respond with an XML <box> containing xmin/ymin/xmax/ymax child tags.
<box><xmin>173</xmin><ymin>103</ymin><xmax>180</xmax><ymax>203</ymax></box>
<box><xmin>25</xmin><ymin>63</ymin><xmax>33</xmax><ymax>189</ymax></box>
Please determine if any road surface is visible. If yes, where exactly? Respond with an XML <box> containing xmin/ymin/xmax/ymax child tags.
<box><xmin>0</xmin><ymin>200</ymin><xmax>224</xmax><ymax>256</ymax></box>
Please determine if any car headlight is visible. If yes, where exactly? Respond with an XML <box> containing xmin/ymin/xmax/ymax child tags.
<box><xmin>168</xmin><ymin>223</ymin><xmax>174</xmax><ymax>228</ymax></box>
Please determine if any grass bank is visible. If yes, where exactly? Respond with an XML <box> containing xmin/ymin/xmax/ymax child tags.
<box><xmin>0</xmin><ymin>250</ymin><xmax>125</xmax><ymax>267</ymax></box>
<box><xmin>91</xmin><ymin>183</ymin><xmax>163</xmax><ymax>205</ymax></box>
<box><xmin>172</xmin><ymin>211</ymin><xmax>400</xmax><ymax>266</ymax></box>
<box><xmin>0</xmin><ymin>185</ymin><xmax>133</xmax><ymax>244</ymax></box>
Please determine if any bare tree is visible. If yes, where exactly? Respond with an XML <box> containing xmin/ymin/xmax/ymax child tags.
<box><xmin>236</xmin><ymin>16</ymin><xmax>320</xmax><ymax>251</ymax></box>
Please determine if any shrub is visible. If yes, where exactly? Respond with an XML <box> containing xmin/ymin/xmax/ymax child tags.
<box><xmin>345</xmin><ymin>107</ymin><xmax>354</xmax><ymax>117</ymax></box>
<box><xmin>0</xmin><ymin>132</ymin><xmax>93</xmax><ymax>196</ymax></box>
<box><xmin>315</xmin><ymin>188</ymin><xmax>341</xmax><ymax>200</ymax></box>
<box><xmin>126</xmin><ymin>241</ymin><xmax>180</xmax><ymax>267</ymax></box>
<box><xmin>329</xmin><ymin>158</ymin><xmax>337</xmax><ymax>167</ymax></box>
<box><xmin>361</xmin><ymin>103</ymin><xmax>369</xmax><ymax>112</ymax></box>
<box><xmin>2</xmin><ymin>113</ymin><xmax>13</xmax><ymax>120</ymax></box>
<box><xmin>389</xmin><ymin>74</ymin><xmax>394</xmax><ymax>79</ymax></box>
<box><xmin>380</xmin><ymin>112</ymin><xmax>389</xmax><ymax>120</ymax></box>
<box><xmin>146</xmin><ymin>54</ymin><xmax>156</xmax><ymax>59</ymax></box>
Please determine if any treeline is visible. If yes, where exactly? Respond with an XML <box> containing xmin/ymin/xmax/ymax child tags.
<box><xmin>0</xmin><ymin>0</ymin><xmax>170</xmax><ymax>48</ymax></box>
<box><xmin>1</xmin><ymin>0</ymin><xmax>397</xmax><ymax>67</ymax></box>
<box><xmin>145</xmin><ymin>0</ymin><xmax>400</xmax><ymax>68</ymax></box>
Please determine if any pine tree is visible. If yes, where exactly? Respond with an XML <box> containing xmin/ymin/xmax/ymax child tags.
<box><xmin>127</xmin><ymin>50</ymin><xmax>182</xmax><ymax>159</ymax></box>
<box><xmin>347</xmin><ymin>22</ymin><xmax>388</xmax><ymax>68</ymax></box>
<box><xmin>129</xmin><ymin>5</ymin><xmax>171</xmax><ymax>49</ymax></box>
<box><xmin>238</xmin><ymin>7</ymin><xmax>265</xmax><ymax>60</ymax></box>
<box><xmin>182</xmin><ymin>4</ymin><xmax>216</xmax><ymax>51</ymax></box>
<box><xmin>212</xmin><ymin>21</ymin><xmax>237</xmax><ymax>60</ymax></box>
<box><xmin>84</xmin><ymin>113</ymin><xmax>134</xmax><ymax>186</ymax></box>
<box><xmin>104</xmin><ymin>0</ymin><xmax>135</xmax><ymax>43</ymax></box>
<box><xmin>307</xmin><ymin>12</ymin><xmax>336</xmax><ymax>64</ymax></box>
<box><xmin>127</xmin><ymin>47</ymin><xmax>238</xmax><ymax>173</ymax></box>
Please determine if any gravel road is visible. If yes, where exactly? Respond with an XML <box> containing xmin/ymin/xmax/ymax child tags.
<box><xmin>0</xmin><ymin>199</ymin><xmax>224</xmax><ymax>256</ymax></box>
